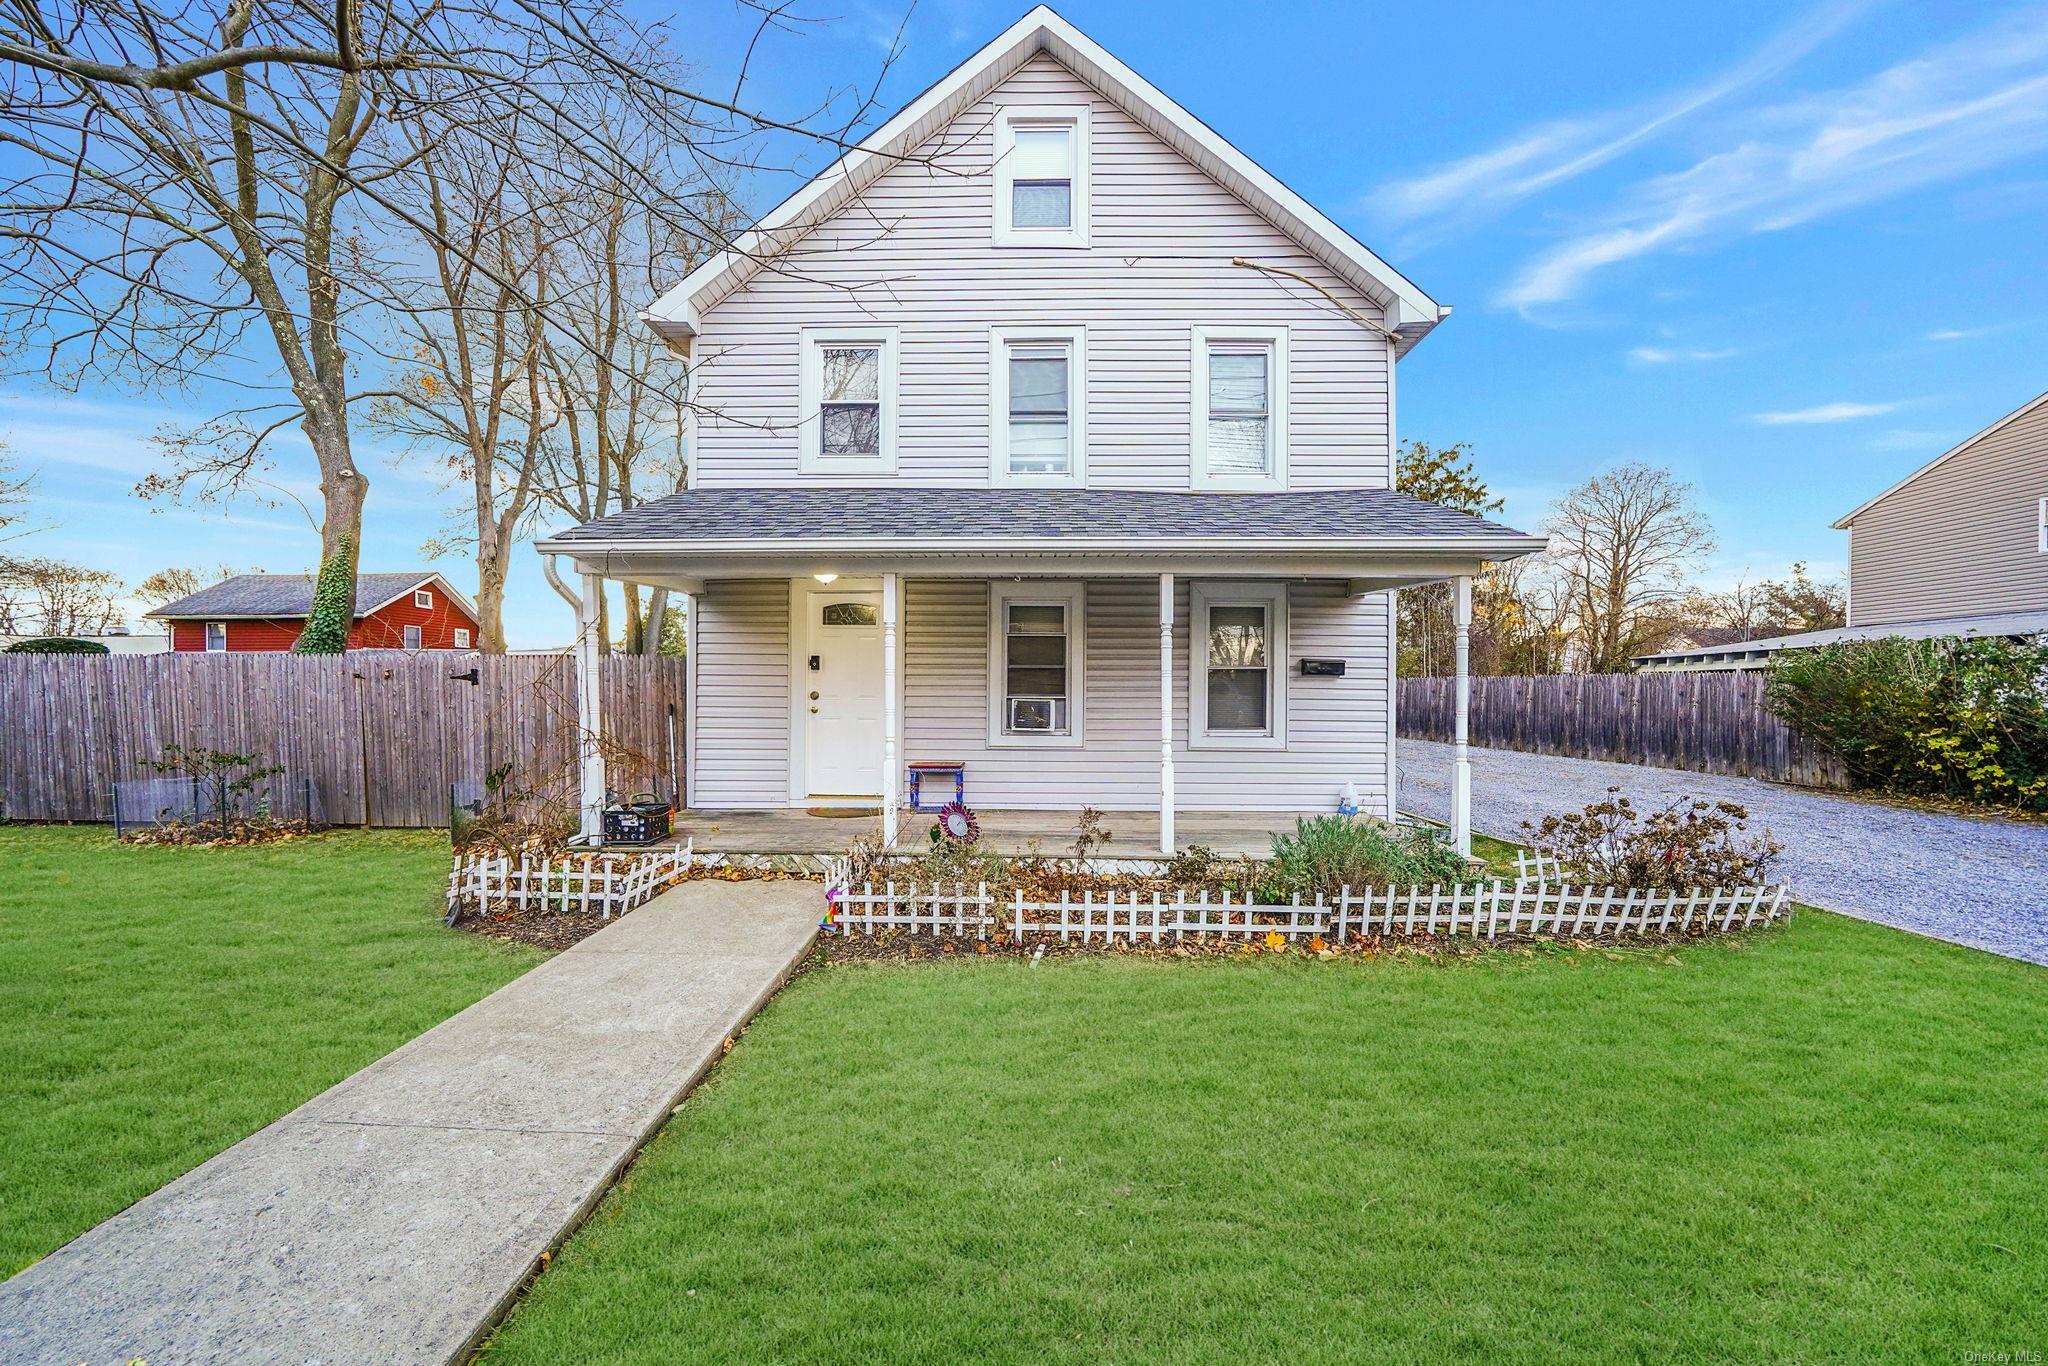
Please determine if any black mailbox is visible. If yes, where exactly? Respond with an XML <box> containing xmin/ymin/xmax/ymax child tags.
<box><xmin>1298</xmin><ymin>658</ymin><xmax>1346</xmax><ymax>677</ymax></box>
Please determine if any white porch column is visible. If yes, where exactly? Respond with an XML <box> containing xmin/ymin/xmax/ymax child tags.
<box><xmin>881</xmin><ymin>571</ymin><xmax>900</xmax><ymax>848</ymax></box>
<box><xmin>576</xmin><ymin>571</ymin><xmax>606</xmax><ymax>844</ymax></box>
<box><xmin>1159</xmin><ymin>572</ymin><xmax>1175</xmax><ymax>855</ymax></box>
<box><xmin>1452</xmin><ymin>573</ymin><xmax>1472</xmax><ymax>858</ymax></box>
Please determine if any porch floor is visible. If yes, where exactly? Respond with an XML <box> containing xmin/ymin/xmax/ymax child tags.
<box><xmin>663</xmin><ymin>807</ymin><xmax>1335</xmax><ymax>860</ymax></box>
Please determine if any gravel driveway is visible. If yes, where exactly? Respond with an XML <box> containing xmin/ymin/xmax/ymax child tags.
<box><xmin>1398</xmin><ymin>739</ymin><xmax>2048</xmax><ymax>967</ymax></box>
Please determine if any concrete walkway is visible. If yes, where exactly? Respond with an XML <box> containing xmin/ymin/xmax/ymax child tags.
<box><xmin>1400</xmin><ymin>739</ymin><xmax>2048</xmax><ymax>966</ymax></box>
<box><xmin>0</xmin><ymin>878</ymin><xmax>820</xmax><ymax>1366</ymax></box>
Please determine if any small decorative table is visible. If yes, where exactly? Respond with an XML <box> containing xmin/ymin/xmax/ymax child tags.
<box><xmin>906</xmin><ymin>760</ymin><xmax>967</xmax><ymax>813</ymax></box>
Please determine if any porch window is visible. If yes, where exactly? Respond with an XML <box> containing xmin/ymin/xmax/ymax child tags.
<box><xmin>799</xmin><ymin>326</ymin><xmax>898</xmax><ymax>474</ymax></box>
<box><xmin>988</xmin><ymin>582</ymin><xmax>1084</xmax><ymax>745</ymax></box>
<box><xmin>990</xmin><ymin>326</ymin><xmax>1085</xmax><ymax>483</ymax></box>
<box><xmin>1190</xmin><ymin>582</ymin><xmax>1287</xmax><ymax>748</ymax></box>
<box><xmin>1191</xmin><ymin>326</ymin><xmax>1288</xmax><ymax>489</ymax></box>
<box><xmin>994</xmin><ymin>107</ymin><xmax>1089</xmax><ymax>248</ymax></box>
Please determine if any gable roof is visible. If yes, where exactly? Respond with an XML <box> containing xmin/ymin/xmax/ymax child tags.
<box><xmin>1832</xmin><ymin>386</ymin><xmax>2048</xmax><ymax>528</ymax></box>
<box><xmin>645</xmin><ymin>5</ymin><xmax>1446</xmax><ymax>355</ymax></box>
<box><xmin>145</xmin><ymin>573</ymin><xmax>476</xmax><ymax>622</ymax></box>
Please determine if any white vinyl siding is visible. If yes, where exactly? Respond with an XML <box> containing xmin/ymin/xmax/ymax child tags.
<box><xmin>690</xmin><ymin>55</ymin><xmax>1392</xmax><ymax>491</ymax></box>
<box><xmin>1846</xmin><ymin>396</ymin><xmax>2048</xmax><ymax>625</ymax></box>
<box><xmin>691</xmin><ymin>579</ymin><xmax>792</xmax><ymax>807</ymax></box>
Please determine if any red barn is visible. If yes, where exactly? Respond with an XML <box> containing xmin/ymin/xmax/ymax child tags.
<box><xmin>146</xmin><ymin>573</ymin><xmax>481</xmax><ymax>653</ymax></box>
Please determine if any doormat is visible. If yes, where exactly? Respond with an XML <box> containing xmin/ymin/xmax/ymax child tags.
<box><xmin>807</xmin><ymin>806</ymin><xmax>882</xmax><ymax>818</ymax></box>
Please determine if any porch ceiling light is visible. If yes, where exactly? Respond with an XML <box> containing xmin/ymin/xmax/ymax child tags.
<box><xmin>814</xmin><ymin>572</ymin><xmax>839</xmax><ymax>583</ymax></box>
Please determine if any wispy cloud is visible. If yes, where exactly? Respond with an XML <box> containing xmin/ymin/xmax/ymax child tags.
<box><xmin>1754</xmin><ymin>400</ymin><xmax>1900</xmax><ymax>424</ymax></box>
<box><xmin>1629</xmin><ymin>344</ymin><xmax>1741</xmax><ymax>364</ymax></box>
<box><xmin>1499</xmin><ymin>10</ymin><xmax>2048</xmax><ymax>310</ymax></box>
<box><xmin>1372</xmin><ymin>0</ymin><xmax>1873</xmax><ymax>237</ymax></box>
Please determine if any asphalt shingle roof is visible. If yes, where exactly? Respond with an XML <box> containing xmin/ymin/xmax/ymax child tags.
<box><xmin>547</xmin><ymin>487</ymin><xmax>1535</xmax><ymax>544</ymax></box>
<box><xmin>148</xmin><ymin>573</ymin><xmax>437</xmax><ymax>619</ymax></box>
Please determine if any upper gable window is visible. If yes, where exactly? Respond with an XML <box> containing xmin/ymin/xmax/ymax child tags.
<box><xmin>799</xmin><ymin>326</ymin><xmax>898</xmax><ymax>474</ymax></box>
<box><xmin>994</xmin><ymin>107</ymin><xmax>1090</xmax><ymax>248</ymax></box>
<box><xmin>1191</xmin><ymin>325</ymin><xmax>1288</xmax><ymax>490</ymax></box>
<box><xmin>414</xmin><ymin>588</ymin><xmax>434</xmax><ymax>609</ymax></box>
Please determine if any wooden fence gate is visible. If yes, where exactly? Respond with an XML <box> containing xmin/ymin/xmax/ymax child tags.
<box><xmin>0</xmin><ymin>653</ymin><xmax>686</xmax><ymax>826</ymax></box>
<box><xmin>1396</xmin><ymin>671</ymin><xmax>1848</xmax><ymax>788</ymax></box>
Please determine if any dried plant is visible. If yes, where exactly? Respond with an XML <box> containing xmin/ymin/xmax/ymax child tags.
<box><xmin>1072</xmin><ymin>807</ymin><xmax>1113</xmax><ymax>861</ymax></box>
<box><xmin>1521</xmin><ymin>789</ymin><xmax>1781</xmax><ymax>890</ymax></box>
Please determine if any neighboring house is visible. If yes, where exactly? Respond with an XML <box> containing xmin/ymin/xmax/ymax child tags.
<box><xmin>146</xmin><ymin>573</ymin><xmax>480</xmax><ymax>652</ymax></box>
<box><xmin>0</xmin><ymin>628</ymin><xmax>169</xmax><ymax>655</ymax></box>
<box><xmin>534</xmin><ymin>7</ymin><xmax>1545</xmax><ymax>851</ymax></box>
<box><xmin>1636</xmin><ymin>387</ymin><xmax>2048</xmax><ymax>673</ymax></box>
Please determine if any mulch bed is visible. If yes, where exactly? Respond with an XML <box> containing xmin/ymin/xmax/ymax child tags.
<box><xmin>815</xmin><ymin>925</ymin><xmax>1738</xmax><ymax>965</ymax></box>
<box><xmin>120</xmin><ymin>819</ymin><xmax>328</xmax><ymax>848</ymax></box>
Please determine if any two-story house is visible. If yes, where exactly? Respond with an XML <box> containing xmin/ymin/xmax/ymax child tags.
<box><xmin>1636</xmin><ymin>386</ymin><xmax>2048</xmax><ymax>672</ymax></box>
<box><xmin>537</xmin><ymin>7</ymin><xmax>1544</xmax><ymax>853</ymax></box>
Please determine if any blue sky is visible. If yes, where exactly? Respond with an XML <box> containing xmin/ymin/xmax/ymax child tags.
<box><xmin>6</xmin><ymin>0</ymin><xmax>2047</xmax><ymax>646</ymax></box>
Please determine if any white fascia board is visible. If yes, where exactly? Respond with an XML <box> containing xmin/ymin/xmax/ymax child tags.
<box><xmin>1832</xmin><ymin>386</ymin><xmax>2048</xmax><ymax>528</ymax></box>
<box><xmin>645</xmin><ymin>6</ymin><xmax>1444</xmax><ymax>345</ymax></box>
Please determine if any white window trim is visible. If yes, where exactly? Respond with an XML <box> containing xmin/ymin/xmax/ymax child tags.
<box><xmin>798</xmin><ymin>326</ymin><xmax>899</xmax><ymax>475</ymax></box>
<box><xmin>1189</xmin><ymin>581</ymin><xmax>1288</xmax><ymax>750</ymax></box>
<box><xmin>453</xmin><ymin>628</ymin><xmax>471</xmax><ymax>649</ymax></box>
<box><xmin>2038</xmin><ymin>496</ymin><xmax>2047</xmax><ymax>553</ymax></box>
<box><xmin>987</xmin><ymin>581</ymin><xmax>1085</xmax><ymax>748</ymax></box>
<box><xmin>1190</xmin><ymin>325</ymin><xmax>1289</xmax><ymax>491</ymax></box>
<box><xmin>204</xmin><ymin>621</ymin><xmax>227</xmax><ymax>652</ymax></box>
<box><xmin>414</xmin><ymin>588</ymin><xmax>434</xmax><ymax>608</ymax></box>
<box><xmin>989</xmin><ymin>325</ymin><xmax>1087</xmax><ymax>487</ymax></box>
<box><xmin>402</xmin><ymin>624</ymin><xmax>423</xmax><ymax>651</ymax></box>
<box><xmin>992</xmin><ymin>105</ymin><xmax>1090</xmax><ymax>249</ymax></box>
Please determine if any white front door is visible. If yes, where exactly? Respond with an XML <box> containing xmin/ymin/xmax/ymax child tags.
<box><xmin>803</xmin><ymin>590</ymin><xmax>884</xmax><ymax>799</ymax></box>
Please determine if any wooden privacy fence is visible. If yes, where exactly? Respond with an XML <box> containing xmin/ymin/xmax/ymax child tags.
<box><xmin>0</xmin><ymin>653</ymin><xmax>686</xmax><ymax>827</ymax></box>
<box><xmin>1397</xmin><ymin>672</ymin><xmax>1848</xmax><ymax>789</ymax></box>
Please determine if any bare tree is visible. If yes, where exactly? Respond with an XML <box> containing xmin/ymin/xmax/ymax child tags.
<box><xmin>0</xmin><ymin>448</ymin><xmax>33</xmax><ymax>543</ymax></box>
<box><xmin>1545</xmin><ymin>463</ymin><xmax>1716</xmax><ymax>672</ymax></box>
<box><xmin>136</xmin><ymin>563</ymin><xmax>235</xmax><ymax>607</ymax></box>
<box><xmin>1</xmin><ymin>0</ymin><xmax>905</xmax><ymax>650</ymax></box>
<box><xmin>0</xmin><ymin>555</ymin><xmax>123</xmax><ymax>634</ymax></box>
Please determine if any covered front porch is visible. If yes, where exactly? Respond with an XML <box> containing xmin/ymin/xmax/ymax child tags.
<box><xmin>534</xmin><ymin>487</ymin><xmax>1547</xmax><ymax>860</ymax></box>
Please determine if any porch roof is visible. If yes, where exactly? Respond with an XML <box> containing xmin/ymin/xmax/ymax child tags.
<box><xmin>537</xmin><ymin>488</ymin><xmax>1544</xmax><ymax>588</ymax></box>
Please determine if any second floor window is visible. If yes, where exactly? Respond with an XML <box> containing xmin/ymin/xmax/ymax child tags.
<box><xmin>799</xmin><ymin>327</ymin><xmax>898</xmax><ymax>474</ymax></box>
<box><xmin>1191</xmin><ymin>326</ymin><xmax>1288</xmax><ymax>490</ymax></box>
<box><xmin>995</xmin><ymin>107</ymin><xmax>1089</xmax><ymax>248</ymax></box>
<box><xmin>991</xmin><ymin>326</ymin><xmax>1085</xmax><ymax>483</ymax></box>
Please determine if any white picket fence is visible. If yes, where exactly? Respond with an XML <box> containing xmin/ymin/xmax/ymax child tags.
<box><xmin>828</xmin><ymin>876</ymin><xmax>1790</xmax><ymax>944</ymax></box>
<box><xmin>447</xmin><ymin>841</ymin><xmax>696</xmax><ymax>921</ymax></box>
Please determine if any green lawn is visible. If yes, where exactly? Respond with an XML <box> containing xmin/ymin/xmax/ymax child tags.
<box><xmin>0</xmin><ymin>825</ymin><xmax>539</xmax><ymax>1275</ymax></box>
<box><xmin>484</xmin><ymin>912</ymin><xmax>2048</xmax><ymax>1363</ymax></box>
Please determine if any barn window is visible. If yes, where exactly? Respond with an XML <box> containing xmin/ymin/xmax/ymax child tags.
<box><xmin>414</xmin><ymin>588</ymin><xmax>434</xmax><ymax>608</ymax></box>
